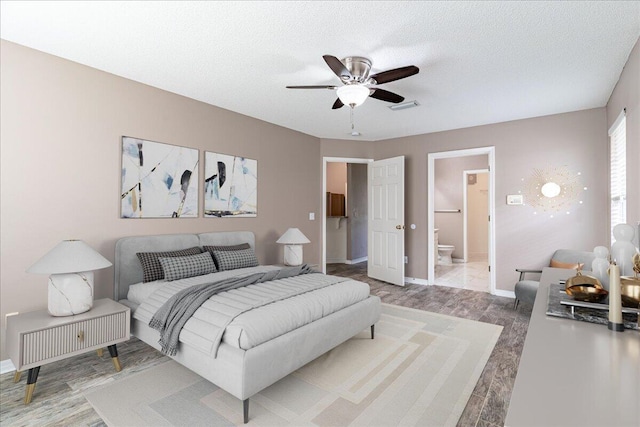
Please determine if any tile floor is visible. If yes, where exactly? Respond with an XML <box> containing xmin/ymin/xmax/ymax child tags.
<box><xmin>435</xmin><ymin>259</ymin><xmax>491</xmax><ymax>292</ymax></box>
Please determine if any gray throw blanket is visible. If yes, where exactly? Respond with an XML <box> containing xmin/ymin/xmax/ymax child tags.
<box><xmin>149</xmin><ymin>264</ymin><xmax>317</xmax><ymax>356</ymax></box>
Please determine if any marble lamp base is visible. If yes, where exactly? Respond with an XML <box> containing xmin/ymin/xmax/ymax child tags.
<box><xmin>283</xmin><ymin>245</ymin><xmax>304</xmax><ymax>266</ymax></box>
<box><xmin>48</xmin><ymin>271</ymin><xmax>94</xmax><ymax>316</ymax></box>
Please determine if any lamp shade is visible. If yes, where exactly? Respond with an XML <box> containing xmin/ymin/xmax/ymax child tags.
<box><xmin>276</xmin><ymin>228</ymin><xmax>310</xmax><ymax>245</ymax></box>
<box><xmin>27</xmin><ymin>240</ymin><xmax>112</xmax><ymax>274</ymax></box>
<box><xmin>337</xmin><ymin>85</ymin><xmax>370</xmax><ymax>107</ymax></box>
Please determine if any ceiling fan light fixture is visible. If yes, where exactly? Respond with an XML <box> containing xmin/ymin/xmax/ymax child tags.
<box><xmin>336</xmin><ymin>85</ymin><xmax>370</xmax><ymax>107</ymax></box>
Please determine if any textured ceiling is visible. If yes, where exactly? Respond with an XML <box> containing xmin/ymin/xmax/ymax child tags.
<box><xmin>1</xmin><ymin>1</ymin><xmax>639</xmax><ymax>141</ymax></box>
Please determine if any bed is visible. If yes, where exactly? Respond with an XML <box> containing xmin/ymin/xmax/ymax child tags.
<box><xmin>114</xmin><ymin>231</ymin><xmax>381</xmax><ymax>423</ymax></box>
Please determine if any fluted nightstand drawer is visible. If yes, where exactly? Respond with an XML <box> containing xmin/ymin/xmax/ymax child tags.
<box><xmin>7</xmin><ymin>299</ymin><xmax>131</xmax><ymax>371</ymax></box>
<box><xmin>22</xmin><ymin>311</ymin><xmax>127</xmax><ymax>365</ymax></box>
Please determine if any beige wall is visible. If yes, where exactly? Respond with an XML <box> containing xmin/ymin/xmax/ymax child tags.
<box><xmin>606</xmin><ymin>37</ymin><xmax>640</xmax><ymax>247</ymax></box>
<box><xmin>434</xmin><ymin>155</ymin><xmax>489</xmax><ymax>259</ymax></box>
<box><xmin>0</xmin><ymin>41</ymin><xmax>322</xmax><ymax>359</ymax></box>
<box><xmin>468</xmin><ymin>172</ymin><xmax>489</xmax><ymax>259</ymax></box>
<box><xmin>326</xmin><ymin>162</ymin><xmax>347</xmax><ymax>194</ymax></box>
<box><xmin>323</xmin><ymin>108</ymin><xmax>610</xmax><ymax>290</ymax></box>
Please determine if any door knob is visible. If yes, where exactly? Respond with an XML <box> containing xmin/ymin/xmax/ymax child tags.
<box><xmin>396</xmin><ymin>225</ymin><xmax>405</xmax><ymax>230</ymax></box>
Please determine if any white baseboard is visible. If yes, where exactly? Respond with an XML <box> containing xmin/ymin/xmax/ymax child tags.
<box><xmin>452</xmin><ymin>258</ymin><xmax>465</xmax><ymax>264</ymax></box>
<box><xmin>345</xmin><ymin>257</ymin><xmax>367</xmax><ymax>264</ymax></box>
<box><xmin>404</xmin><ymin>277</ymin><xmax>430</xmax><ymax>286</ymax></box>
<box><xmin>493</xmin><ymin>289</ymin><xmax>516</xmax><ymax>298</ymax></box>
<box><xmin>1</xmin><ymin>359</ymin><xmax>16</xmax><ymax>374</ymax></box>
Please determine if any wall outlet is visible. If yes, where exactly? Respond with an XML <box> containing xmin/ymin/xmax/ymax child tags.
<box><xmin>309</xmin><ymin>212</ymin><xmax>315</xmax><ymax>220</ymax></box>
<box><xmin>404</xmin><ymin>256</ymin><xmax>409</xmax><ymax>264</ymax></box>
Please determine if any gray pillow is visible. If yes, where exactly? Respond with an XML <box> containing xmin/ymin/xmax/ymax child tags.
<box><xmin>212</xmin><ymin>248</ymin><xmax>259</xmax><ymax>271</ymax></box>
<box><xmin>136</xmin><ymin>247</ymin><xmax>203</xmax><ymax>282</ymax></box>
<box><xmin>203</xmin><ymin>243</ymin><xmax>251</xmax><ymax>269</ymax></box>
<box><xmin>158</xmin><ymin>252</ymin><xmax>217</xmax><ymax>281</ymax></box>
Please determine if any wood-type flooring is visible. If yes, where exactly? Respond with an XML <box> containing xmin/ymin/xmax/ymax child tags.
<box><xmin>0</xmin><ymin>262</ymin><xmax>531</xmax><ymax>426</ymax></box>
<box><xmin>327</xmin><ymin>262</ymin><xmax>532</xmax><ymax>427</ymax></box>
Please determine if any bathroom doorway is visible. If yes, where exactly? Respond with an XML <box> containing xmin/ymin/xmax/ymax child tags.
<box><xmin>427</xmin><ymin>147</ymin><xmax>496</xmax><ymax>294</ymax></box>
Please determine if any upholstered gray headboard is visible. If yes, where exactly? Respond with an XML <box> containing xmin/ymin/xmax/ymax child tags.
<box><xmin>114</xmin><ymin>231</ymin><xmax>256</xmax><ymax>301</ymax></box>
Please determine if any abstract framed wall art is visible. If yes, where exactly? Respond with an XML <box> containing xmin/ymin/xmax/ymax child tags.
<box><xmin>204</xmin><ymin>152</ymin><xmax>257</xmax><ymax>217</ymax></box>
<box><xmin>121</xmin><ymin>136</ymin><xmax>199</xmax><ymax>218</ymax></box>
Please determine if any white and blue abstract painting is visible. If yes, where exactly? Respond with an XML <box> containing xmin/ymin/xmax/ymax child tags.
<box><xmin>204</xmin><ymin>152</ymin><xmax>257</xmax><ymax>217</ymax></box>
<box><xmin>121</xmin><ymin>137</ymin><xmax>199</xmax><ymax>218</ymax></box>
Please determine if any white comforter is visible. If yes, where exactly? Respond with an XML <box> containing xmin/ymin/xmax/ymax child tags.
<box><xmin>131</xmin><ymin>266</ymin><xmax>371</xmax><ymax>353</ymax></box>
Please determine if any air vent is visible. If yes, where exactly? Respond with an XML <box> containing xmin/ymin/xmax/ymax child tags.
<box><xmin>389</xmin><ymin>101</ymin><xmax>420</xmax><ymax>111</ymax></box>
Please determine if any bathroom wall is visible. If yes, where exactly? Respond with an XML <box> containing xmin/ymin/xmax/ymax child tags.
<box><xmin>434</xmin><ymin>155</ymin><xmax>489</xmax><ymax>259</ymax></box>
<box><xmin>467</xmin><ymin>172</ymin><xmax>489</xmax><ymax>260</ymax></box>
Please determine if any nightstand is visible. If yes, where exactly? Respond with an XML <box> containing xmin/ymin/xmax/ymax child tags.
<box><xmin>6</xmin><ymin>298</ymin><xmax>130</xmax><ymax>404</ymax></box>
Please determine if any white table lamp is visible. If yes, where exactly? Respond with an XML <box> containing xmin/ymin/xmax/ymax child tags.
<box><xmin>276</xmin><ymin>228</ymin><xmax>310</xmax><ymax>266</ymax></box>
<box><xmin>27</xmin><ymin>240</ymin><xmax>112</xmax><ymax>316</ymax></box>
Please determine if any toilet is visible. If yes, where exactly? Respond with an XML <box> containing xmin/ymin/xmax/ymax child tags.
<box><xmin>438</xmin><ymin>244</ymin><xmax>455</xmax><ymax>265</ymax></box>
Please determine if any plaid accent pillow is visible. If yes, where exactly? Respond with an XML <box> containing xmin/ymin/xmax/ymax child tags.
<box><xmin>212</xmin><ymin>248</ymin><xmax>259</xmax><ymax>271</ymax></box>
<box><xmin>203</xmin><ymin>243</ymin><xmax>251</xmax><ymax>269</ymax></box>
<box><xmin>136</xmin><ymin>247</ymin><xmax>203</xmax><ymax>282</ymax></box>
<box><xmin>158</xmin><ymin>252</ymin><xmax>217</xmax><ymax>281</ymax></box>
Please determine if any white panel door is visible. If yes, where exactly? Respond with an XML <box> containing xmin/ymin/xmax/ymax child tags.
<box><xmin>368</xmin><ymin>156</ymin><xmax>405</xmax><ymax>286</ymax></box>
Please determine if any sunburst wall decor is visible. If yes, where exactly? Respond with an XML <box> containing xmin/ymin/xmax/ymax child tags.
<box><xmin>523</xmin><ymin>165</ymin><xmax>585</xmax><ymax>216</ymax></box>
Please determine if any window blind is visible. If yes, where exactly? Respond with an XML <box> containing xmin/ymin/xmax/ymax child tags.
<box><xmin>609</xmin><ymin>110</ymin><xmax>626</xmax><ymax>242</ymax></box>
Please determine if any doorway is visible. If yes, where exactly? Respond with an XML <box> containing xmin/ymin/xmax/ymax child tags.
<box><xmin>322</xmin><ymin>157</ymin><xmax>372</xmax><ymax>273</ymax></box>
<box><xmin>427</xmin><ymin>147</ymin><xmax>496</xmax><ymax>294</ymax></box>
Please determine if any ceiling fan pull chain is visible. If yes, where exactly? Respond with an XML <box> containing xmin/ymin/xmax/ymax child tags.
<box><xmin>350</xmin><ymin>107</ymin><xmax>354</xmax><ymax>131</ymax></box>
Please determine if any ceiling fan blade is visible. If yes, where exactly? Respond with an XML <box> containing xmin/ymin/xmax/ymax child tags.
<box><xmin>332</xmin><ymin>98</ymin><xmax>344</xmax><ymax>109</ymax></box>
<box><xmin>370</xmin><ymin>65</ymin><xmax>419</xmax><ymax>85</ymax></box>
<box><xmin>370</xmin><ymin>88</ymin><xmax>405</xmax><ymax>103</ymax></box>
<box><xmin>323</xmin><ymin>55</ymin><xmax>352</xmax><ymax>79</ymax></box>
<box><xmin>286</xmin><ymin>85</ymin><xmax>337</xmax><ymax>89</ymax></box>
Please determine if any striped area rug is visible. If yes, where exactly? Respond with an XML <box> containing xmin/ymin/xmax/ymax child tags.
<box><xmin>85</xmin><ymin>304</ymin><xmax>502</xmax><ymax>426</ymax></box>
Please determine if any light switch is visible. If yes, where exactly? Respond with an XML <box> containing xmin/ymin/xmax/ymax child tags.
<box><xmin>309</xmin><ymin>212</ymin><xmax>315</xmax><ymax>220</ymax></box>
<box><xmin>507</xmin><ymin>195</ymin><xmax>524</xmax><ymax>205</ymax></box>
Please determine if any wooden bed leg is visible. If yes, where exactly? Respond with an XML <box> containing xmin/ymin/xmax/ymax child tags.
<box><xmin>243</xmin><ymin>398</ymin><xmax>249</xmax><ymax>424</ymax></box>
<box><xmin>371</xmin><ymin>324</ymin><xmax>375</xmax><ymax>339</ymax></box>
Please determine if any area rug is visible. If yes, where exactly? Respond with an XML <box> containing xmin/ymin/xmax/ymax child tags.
<box><xmin>84</xmin><ymin>304</ymin><xmax>502</xmax><ymax>426</ymax></box>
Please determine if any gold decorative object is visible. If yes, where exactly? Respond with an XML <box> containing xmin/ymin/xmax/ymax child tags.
<box><xmin>565</xmin><ymin>285</ymin><xmax>609</xmax><ymax>303</ymax></box>
<box><xmin>524</xmin><ymin>165</ymin><xmax>582</xmax><ymax>213</ymax></box>
<box><xmin>565</xmin><ymin>270</ymin><xmax>602</xmax><ymax>292</ymax></box>
<box><xmin>565</xmin><ymin>270</ymin><xmax>608</xmax><ymax>302</ymax></box>
<box><xmin>620</xmin><ymin>276</ymin><xmax>640</xmax><ymax>308</ymax></box>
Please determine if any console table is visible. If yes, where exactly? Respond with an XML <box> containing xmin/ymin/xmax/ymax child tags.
<box><xmin>6</xmin><ymin>298</ymin><xmax>130</xmax><ymax>404</ymax></box>
<box><xmin>506</xmin><ymin>267</ymin><xmax>640</xmax><ymax>426</ymax></box>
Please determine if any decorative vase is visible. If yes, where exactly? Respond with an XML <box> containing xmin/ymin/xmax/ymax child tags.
<box><xmin>611</xmin><ymin>224</ymin><xmax>637</xmax><ymax>277</ymax></box>
<box><xmin>592</xmin><ymin>246</ymin><xmax>610</xmax><ymax>290</ymax></box>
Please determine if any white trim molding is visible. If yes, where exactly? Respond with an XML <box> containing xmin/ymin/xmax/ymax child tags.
<box><xmin>1</xmin><ymin>359</ymin><xmax>16</xmax><ymax>374</ymax></box>
<box><xmin>493</xmin><ymin>289</ymin><xmax>516</xmax><ymax>299</ymax></box>
<box><xmin>345</xmin><ymin>257</ymin><xmax>368</xmax><ymax>264</ymax></box>
<box><xmin>404</xmin><ymin>277</ymin><xmax>430</xmax><ymax>286</ymax></box>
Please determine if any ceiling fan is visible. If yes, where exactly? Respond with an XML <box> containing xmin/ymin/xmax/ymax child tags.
<box><xmin>286</xmin><ymin>55</ymin><xmax>419</xmax><ymax>109</ymax></box>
